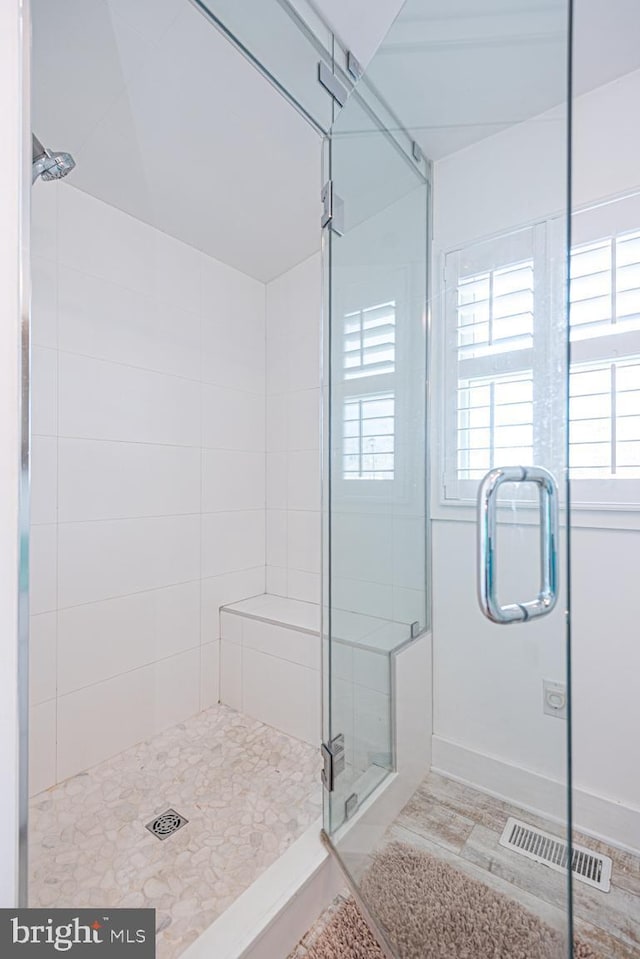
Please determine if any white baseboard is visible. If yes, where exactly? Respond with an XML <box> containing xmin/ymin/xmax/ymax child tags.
<box><xmin>432</xmin><ymin>736</ymin><xmax>640</xmax><ymax>856</ymax></box>
<box><xmin>182</xmin><ymin>820</ymin><xmax>343</xmax><ymax>959</ymax></box>
<box><xmin>571</xmin><ymin>783</ymin><xmax>640</xmax><ymax>857</ymax></box>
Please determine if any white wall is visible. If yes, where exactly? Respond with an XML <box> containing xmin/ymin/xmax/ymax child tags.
<box><xmin>29</xmin><ymin>182</ymin><xmax>266</xmax><ymax>792</ymax></box>
<box><xmin>432</xmin><ymin>70</ymin><xmax>640</xmax><ymax>850</ymax></box>
<box><xmin>0</xmin><ymin>0</ymin><xmax>25</xmax><ymax>909</ymax></box>
<box><xmin>265</xmin><ymin>254</ymin><xmax>322</xmax><ymax>605</ymax></box>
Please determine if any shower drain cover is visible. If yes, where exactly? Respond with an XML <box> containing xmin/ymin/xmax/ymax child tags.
<box><xmin>145</xmin><ymin>808</ymin><xmax>188</xmax><ymax>840</ymax></box>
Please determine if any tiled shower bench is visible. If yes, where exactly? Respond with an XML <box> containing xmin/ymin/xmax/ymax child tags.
<box><xmin>219</xmin><ymin>594</ymin><xmax>419</xmax><ymax>760</ymax></box>
<box><xmin>220</xmin><ymin>594</ymin><xmax>321</xmax><ymax>745</ymax></box>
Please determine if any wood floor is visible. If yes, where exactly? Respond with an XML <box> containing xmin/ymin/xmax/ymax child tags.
<box><xmin>359</xmin><ymin>773</ymin><xmax>640</xmax><ymax>958</ymax></box>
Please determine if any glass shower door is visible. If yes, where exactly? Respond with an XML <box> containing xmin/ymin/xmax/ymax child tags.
<box><xmin>323</xmin><ymin>2</ymin><xmax>573</xmax><ymax>956</ymax></box>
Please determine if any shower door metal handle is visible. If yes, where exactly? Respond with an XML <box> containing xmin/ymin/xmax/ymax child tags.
<box><xmin>477</xmin><ymin>466</ymin><xmax>559</xmax><ymax>624</ymax></box>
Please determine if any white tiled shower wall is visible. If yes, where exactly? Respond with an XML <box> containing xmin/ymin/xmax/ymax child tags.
<box><xmin>29</xmin><ymin>183</ymin><xmax>268</xmax><ymax>793</ymax></box>
<box><xmin>265</xmin><ymin>255</ymin><xmax>322</xmax><ymax>604</ymax></box>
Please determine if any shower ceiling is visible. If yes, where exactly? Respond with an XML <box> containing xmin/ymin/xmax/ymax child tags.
<box><xmin>31</xmin><ymin>0</ymin><xmax>321</xmax><ymax>282</ymax></box>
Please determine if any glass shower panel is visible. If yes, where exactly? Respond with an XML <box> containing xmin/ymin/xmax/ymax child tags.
<box><xmin>324</xmin><ymin>1</ymin><xmax>573</xmax><ymax>957</ymax></box>
<box><xmin>324</xmin><ymin>92</ymin><xmax>429</xmax><ymax>834</ymax></box>
<box><xmin>192</xmin><ymin>0</ymin><xmax>335</xmax><ymax>132</ymax></box>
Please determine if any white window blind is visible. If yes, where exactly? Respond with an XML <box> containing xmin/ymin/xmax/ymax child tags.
<box><xmin>444</xmin><ymin>226</ymin><xmax>542</xmax><ymax>501</ymax></box>
<box><xmin>443</xmin><ymin>201</ymin><xmax>640</xmax><ymax>508</ymax></box>
<box><xmin>570</xmin><ymin>358</ymin><xmax>640</xmax><ymax>479</ymax></box>
<box><xmin>569</xmin><ymin>219</ymin><xmax>640</xmax><ymax>495</ymax></box>
<box><xmin>344</xmin><ymin>301</ymin><xmax>396</xmax><ymax>379</ymax></box>
<box><xmin>340</xmin><ymin>297</ymin><xmax>398</xmax><ymax>484</ymax></box>
<box><xmin>457</xmin><ymin>373</ymin><xmax>533</xmax><ymax>481</ymax></box>
<box><xmin>457</xmin><ymin>261</ymin><xmax>534</xmax><ymax>359</ymax></box>
<box><xmin>570</xmin><ymin>231</ymin><xmax>640</xmax><ymax>341</ymax></box>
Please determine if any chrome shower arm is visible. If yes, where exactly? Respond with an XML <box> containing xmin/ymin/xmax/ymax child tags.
<box><xmin>32</xmin><ymin>134</ymin><xmax>47</xmax><ymax>162</ymax></box>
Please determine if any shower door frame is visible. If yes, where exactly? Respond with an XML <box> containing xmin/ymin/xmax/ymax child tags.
<box><xmin>16</xmin><ymin>0</ymin><xmax>33</xmax><ymax>909</ymax></box>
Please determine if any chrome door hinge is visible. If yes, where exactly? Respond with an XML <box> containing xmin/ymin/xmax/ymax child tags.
<box><xmin>321</xmin><ymin>181</ymin><xmax>344</xmax><ymax>236</ymax></box>
<box><xmin>346</xmin><ymin>51</ymin><xmax>363</xmax><ymax>81</ymax></box>
<box><xmin>317</xmin><ymin>61</ymin><xmax>348</xmax><ymax>107</ymax></box>
<box><xmin>321</xmin><ymin>733</ymin><xmax>345</xmax><ymax>792</ymax></box>
<box><xmin>345</xmin><ymin>792</ymin><xmax>358</xmax><ymax>819</ymax></box>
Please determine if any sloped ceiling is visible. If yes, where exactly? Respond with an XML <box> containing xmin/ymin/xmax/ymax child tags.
<box><xmin>33</xmin><ymin>0</ymin><xmax>640</xmax><ymax>280</ymax></box>
<box><xmin>364</xmin><ymin>0</ymin><xmax>640</xmax><ymax>160</ymax></box>
<box><xmin>32</xmin><ymin>0</ymin><xmax>322</xmax><ymax>283</ymax></box>
<box><xmin>312</xmin><ymin>0</ymin><xmax>406</xmax><ymax>67</ymax></box>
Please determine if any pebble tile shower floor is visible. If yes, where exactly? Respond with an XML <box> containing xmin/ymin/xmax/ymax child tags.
<box><xmin>29</xmin><ymin>704</ymin><xmax>322</xmax><ymax>959</ymax></box>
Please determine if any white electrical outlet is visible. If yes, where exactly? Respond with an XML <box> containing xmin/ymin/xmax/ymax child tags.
<box><xmin>543</xmin><ymin>680</ymin><xmax>567</xmax><ymax>719</ymax></box>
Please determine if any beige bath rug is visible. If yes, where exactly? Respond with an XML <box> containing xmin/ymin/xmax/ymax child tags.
<box><xmin>290</xmin><ymin>841</ymin><xmax>602</xmax><ymax>959</ymax></box>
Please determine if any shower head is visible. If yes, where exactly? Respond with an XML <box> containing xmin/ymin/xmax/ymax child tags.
<box><xmin>32</xmin><ymin>134</ymin><xmax>76</xmax><ymax>184</ymax></box>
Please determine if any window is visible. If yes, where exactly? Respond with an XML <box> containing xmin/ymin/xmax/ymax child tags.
<box><xmin>453</xmin><ymin>253</ymin><xmax>535</xmax><ymax>485</ymax></box>
<box><xmin>443</xmin><ymin>227</ymin><xmax>542</xmax><ymax>501</ymax></box>
<box><xmin>343</xmin><ymin>392</ymin><xmax>395</xmax><ymax>480</ymax></box>
<box><xmin>457</xmin><ymin>373</ymin><xmax>533</xmax><ymax>481</ymax></box>
<box><xmin>341</xmin><ymin>300</ymin><xmax>397</xmax><ymax>483</ymax></box>
<box><xmin>570</xmin><ymin>231</ymin><xmax>640</xmax><ymax>341</ymax></box>
<box><xmin>570</xmin><ymin>359</ymin><xmax>640</xmax><ymax>479</ymax></box>
<box><xmin>569</xmin><ymin>228</ymin><xmax>640</xmax><ymax>484</ymax></box>
<box><xmin>443</xmin><ymin>200</ymin><xmax>640</xmax><ymax>507</ymax></box>
<box><xmin>457</xmin><ymin>260</ymin><xmax>534</xmax><ymax>359</ymax></box>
